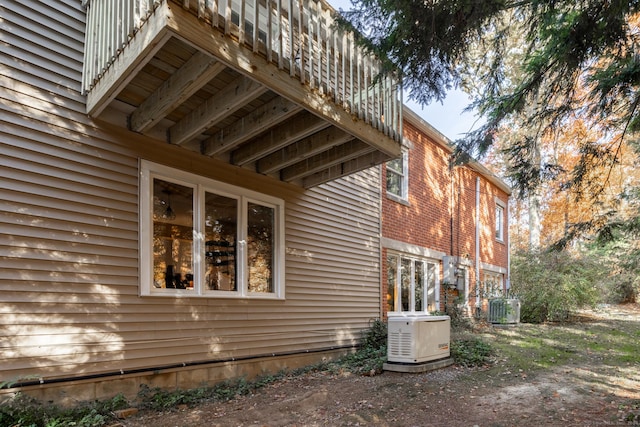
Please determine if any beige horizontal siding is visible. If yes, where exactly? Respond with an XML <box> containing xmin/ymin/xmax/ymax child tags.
<box><xmin>0</xmin><ymin>0</ymin><xmax>382</xmax><ymax>383</ymax></box>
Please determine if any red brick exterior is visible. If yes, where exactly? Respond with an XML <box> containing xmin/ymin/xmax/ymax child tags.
<box><xmin>381</xmin><ymin>117</ymin><xmax>510</xmax><ymax>319</ymax></box>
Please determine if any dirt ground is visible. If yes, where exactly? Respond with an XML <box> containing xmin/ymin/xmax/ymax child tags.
<box><xmin>122</xmin><ymin>304</ymin><xmax>640</xmax><ymax>427</ymax></box>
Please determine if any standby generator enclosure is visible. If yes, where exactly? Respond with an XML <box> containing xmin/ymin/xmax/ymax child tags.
<box><xmin>387</xmin><ymin>314</ymin><xmax>451</xmax><ymax>364</ymax></box>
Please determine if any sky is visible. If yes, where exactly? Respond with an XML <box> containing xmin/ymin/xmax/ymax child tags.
<box><xmin>404</xmin><ymin>92</ymin><xmax>483</xmax><ymax>142</ymax></box>
<box><xmin>327</xmin><ymin>0</ymin><xmax>484</xmax><ymax>142</ymax></box>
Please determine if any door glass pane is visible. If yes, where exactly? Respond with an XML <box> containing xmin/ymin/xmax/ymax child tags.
<box><xmin>152</xmin><ymin>179</ymin><xmax>193</xmax><ymax>290</ymax></box>
<box><xmin>204</xmin><ymin>192</ymin><xmax>238</xmax><ymax>291</ymax></box>
<box><xmin>386</xmin><ymin>255</ymin><xmax>397</xmax><ymax>312</ymax></box>
<box><xmin>426</xmin><ymin>262</ymin><xmax>437</xmax><ymax>312</ymax></box>
<box><xmin>414</xmin><ymin>261</ymin><xmax>424</xmax><ymax>311</ymax></box>
<box><xmin>248</xmin><ymin>202</ymin><xmax>274</xmax><ymax>293</ymax></box>
<box><xmin>401</xmin><ymin>258</ymin><xmax>411</xmax><ymax>311</ymax></box>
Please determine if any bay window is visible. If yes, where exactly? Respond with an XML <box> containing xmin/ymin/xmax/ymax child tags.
<box><xmin>140</xmin><ymin>160</ymin><xmax>284</xmax><ymax>298</ymax></box>
<box><xmin>387</xmin><ymin>253</ymin><xmax>439</xmax><ymax>314</ymax></box>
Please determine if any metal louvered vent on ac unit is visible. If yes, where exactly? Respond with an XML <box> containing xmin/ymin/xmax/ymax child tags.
<box><xmin>487</xmin><ymin>299</ymin><xmax>521</xmax><ymax>324</ymax></box>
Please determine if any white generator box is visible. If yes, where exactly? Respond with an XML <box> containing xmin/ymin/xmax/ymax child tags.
<box><xmin>387</xmin><ymin>314</ymin><xmax>451</xmax><ymax>364</ymax></box>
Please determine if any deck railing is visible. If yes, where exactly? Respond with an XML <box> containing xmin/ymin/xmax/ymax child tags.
<box><xmin>82</xmin><ymin>0</ymin><xmax>402</xmax><ymax>141</ymax></box>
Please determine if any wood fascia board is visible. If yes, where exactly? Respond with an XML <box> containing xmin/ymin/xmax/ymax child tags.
<box><xmin>168</xmin><ymin>74</ymin><xmax>268</xmax><ymax>146</ymax></box>
<box><xmin>202</xmin><ymin>96</ymin><xmax>303</xmax><ymax>157</ymax></box>
<box><xmin>257</xmin><ymin>125</ymin><xmax>353</xmax><ymax>174</ymax></box>
<box><xmin>86</xmin><ymin>3</ymin><xmax>173</xmax><ymax>116</ymax></box>
<box><xmin>302</xmin><ymin>150</ymin><xmax>390</xmax><ymax>187</ymax></box>
<box><xmin>130</xmin><ymin>51</ymin><xmax>225</xmax><ymax>132</ymax></box>
<box><xmin>282</xmin><ymin>140</ymin><xmax>373</xmax><ymax>182</ymax></box>
<box><xmin>164</xmin><ymin>4</ymin><xmax>402</xmax><ymax>158</ymax></box>
<box><xmin>238</xmin><ymin>112</ymin><xmax>330</xmax><ymax>169</ymax></box>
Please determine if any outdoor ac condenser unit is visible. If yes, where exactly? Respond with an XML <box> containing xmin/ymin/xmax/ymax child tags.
<box><xmin>487</xmin><ymin>298</ymin><xmax>521</xmax><ymax>324</ymax></box>
<box><xmin>387</xmin><ymin>315</ymin><xmax>451</xmax><ymax>364</ymax></box>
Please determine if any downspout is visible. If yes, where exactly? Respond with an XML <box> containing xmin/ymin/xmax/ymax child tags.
<box><xmin>475</xmin><ymin>177</ymin><xmax>481</xmax><ymax>311</ymax></box>
<box><xmin>449</xmin><ymin>159</ymin><xmax>455</xmax><ymax>256</ymax></box>
<box><xmin>379</xmin><ymin>163</ymin><xmax>385</xmax><ymax>319</ymax></box>
<box><xmin>506</xmin><ymin>199</ymin><xmax>511</xmax><ymax>297</ymax></box>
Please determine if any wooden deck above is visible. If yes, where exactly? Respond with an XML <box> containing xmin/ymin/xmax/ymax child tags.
<box><xmin>82</xmin><ymin>0</ymin><xmax>402</xmax><ymax>187</ymax></box>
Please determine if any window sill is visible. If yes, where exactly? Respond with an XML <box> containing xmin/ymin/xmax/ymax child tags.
<box><xmin>386</xmin><ymin>192</ymin><xmax>410</xmax><ymax>206</ymax></box>
<box><xmin>141</xmin><ymin>289</ymin><xmax>285</xmax><ymax>300</ymax></box>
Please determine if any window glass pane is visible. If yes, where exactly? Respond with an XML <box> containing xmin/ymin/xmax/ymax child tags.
<box><xmin>426</xmin><ymin>262</ymin><xmax>437</xmax><ymax>312</ymax></box>
<box><xmin>248</xmin><ymin>202</ymin><xmax>274</xmax><ymax>293</ymax></box>
<box><xmin>386</xmin><ymin>255</ymin><xmax>397</xmax><ymax>312</ymax></box>
<box><xmin>204</xmin><ymin>192</ymin><xmax>237</xmax><ymax>291</ymax></box>
<box><xmin>483</xmin><ymin>272</ymin><xmax>503</xmax><ymax>298</ymax></box>
<box><xmin>496</xmin><ymin>206</ymin><xmax>503</xmax><ymax>239</ymax></box>
<box><xmin>153</xmin><ymin>179</ymin><xmax>193</xmax><ymax>290</ymax></box>
<box><xmin>386</xmin><ymin>171</ymin><xmax>401</xmax><ymax>196</ymax></box>
<box><xmin>401</xmin><ymin>258</ymin><xmax>411</xmax><ymax>311</ymax></box>
<box><xmin>414</xmin><ymin>261</ymin><xmax>424</xmax><ymax>312</ymax></box>
<box><xmin>387</xmin><ymin>157</ymin><xmax>402</xmax><ymax>174</ymax></box>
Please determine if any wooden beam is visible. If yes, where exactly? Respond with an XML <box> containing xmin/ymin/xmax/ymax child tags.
<box><xmin>86</xmin><ymin>5</ymin><xmax>172</xmax><ymax>116</ymax></box>
<box><xmin>234</xmin><ymin>111</ymin><xmax>330</xmax><ymax>168</ymax></box>
<box><xmin>165</xmin><ymin>6</ymin><xmax>402</xmax><ymax>157</ymax></box>
<box><xmin>302</xmin><ymin>150</ymin><xmax>391</xmax><ymax>187</ymax></box>
<box><xmin>202</xmin><ymin>96</ymin><xmax>303</xmax><ymax>156</ymax></box>
<box><xmin>129</xmin><ymin>51</ymin><xmax>226</xmax><ymax>133</ymax></box>
<box><xmin>257</xmin><ymin>126</ymin><xmax>354</xmax><ymax>174</ymax></box>
<box><xmin>168</xmin><ymin>75</ymin><xmax>268</xmax><ymax>146</ymax></box>
<box><xmin>281</xmin><ymin>140</ymin><xmax>374</xmax><ymax>182</ymax></box>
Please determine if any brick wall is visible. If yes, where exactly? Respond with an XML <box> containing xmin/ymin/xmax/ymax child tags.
<box><xmin>381</xmin><ymin>119</ymin><xmax>510</xmax><ymax>318</ymax></box>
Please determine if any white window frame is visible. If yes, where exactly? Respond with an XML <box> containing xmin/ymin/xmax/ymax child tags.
<box><xmin>482</xmin><ymin>270</ymin><xmax>504</xmax><ymax>298</ymax></box>
<box><xmin>495</xmin><ymin>198</ymin><xmax>506</xmax><ymax>242</ymax></box>
<box><xmin>387</xmin><ymin>251</ymin><xmax>440</xmax><ymax>314</ymax></box>
<box><xmin>139</xmin><ymin>160</ymin><xmax>285</xmax><ymax>299</ymax></box>
<box><xmin>386</xmin><ymin>149</ymin><xmax>409</xmax><ymax>202</ymax></box>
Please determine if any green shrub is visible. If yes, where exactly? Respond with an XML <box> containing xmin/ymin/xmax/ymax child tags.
<box><xmin>604</xmin><ymin>273</ymin><xmax>639</xmax><ymax>304</ymax></box>
<box><xmin>445</xmin><ymin>296</ymin><xmax>473</xmax><ymax>330</ymax></box>
<box><xmin>362</xmin><ymin>318</ymin><xmax>387</xmax><ymax>349</ymax></box>
<box><xmin>510</xmin><ymin>249</ymin><xmax>603</xmax><ymax>323</ymax></box>
<box><xmin>337</xmin><ymin>319</ymin><xmax>388</xmax><ymax>374</ymax></box>
<box><xmin>450</xmin><ymin>337</ymin><xmax>493</xmax><ymax>367</ymax></box>
<box><xmin>0</xmin><ymin>392</ymin><xmax>129</xmax><ymax>427</ymax></box>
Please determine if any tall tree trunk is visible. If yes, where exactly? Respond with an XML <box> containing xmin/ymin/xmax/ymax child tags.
<box><xmin>529</xmin><ymin>134</ymin><xmax>542</xmax><ymax>251</ymax></box>
<box><xmin>529</xmin><ymin>189</ymin><xmax>541</xmax><ymax>251</ymax></box>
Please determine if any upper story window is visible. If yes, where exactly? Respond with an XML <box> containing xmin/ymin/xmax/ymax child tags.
<box><xmin>495</xmin><ymin>200</ymin><xmax>506</xmax><ymax>242</ymax></box>
<box><xmin>139</xmin><ymin>160</ymin><xmax>284</xmax><ymax>298</ymax></box>
<box><xmin>386</xmin><ymin>149</ymin><xmax>408</xmax><ymax>201</ymax></box>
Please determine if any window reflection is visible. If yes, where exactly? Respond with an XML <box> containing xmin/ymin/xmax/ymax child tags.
<box><xmin>204</xmin><ymin>192</ymin><xmax>238</xmax><ymax>291</ymax></box>
<box><xmin>386</xmin><ymin>255</ymin><xmax>397</xmax><ymax>312</ymax></box>
<box><xmin>426</xmin><ymin>262</ymin><xmax>437</xmax><ymax>312</ymax></box>
<box><xmin>401</xmin><ymin>258</ymin><xmax>411</xmax><ymax>311</ymax></box>
<box><xmin>152</xmin><ymin>179</ymin><xmax>194</xmax><ymax>290</ymax></box>
<box><xmin>414</xmin><ymin>261</ymin><xmax>424</xmax><ymax>312</ymax></box>
<box><xmin>247</xmin><ymin>202</ymin><xmax>274</xmax><ymax>293</ymax></box>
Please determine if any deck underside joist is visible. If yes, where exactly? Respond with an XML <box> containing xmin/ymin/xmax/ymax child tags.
<box><xmin>85</xmin><ymin>1</ymin><xmax>402</xmax><ymax>187</ymax></box>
